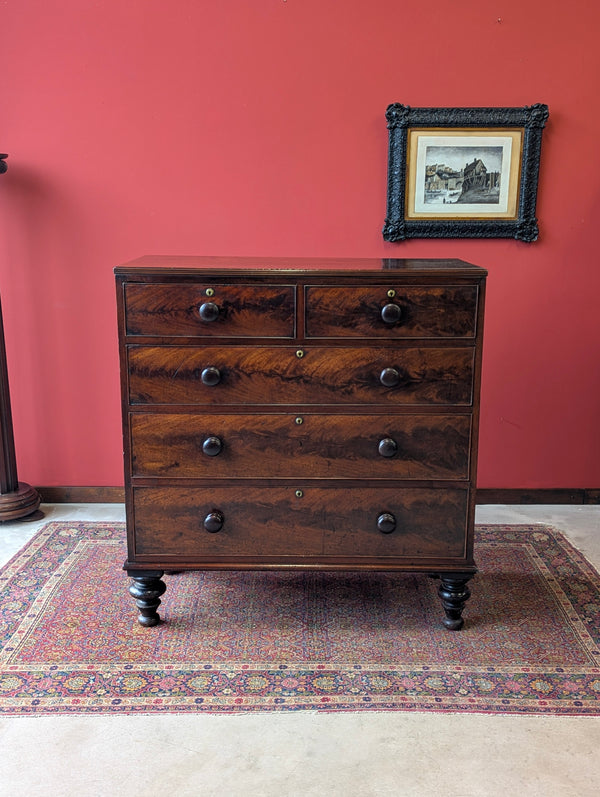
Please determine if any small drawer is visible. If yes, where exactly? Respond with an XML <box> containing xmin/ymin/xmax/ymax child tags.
<box><xmin>127</xmin><ymin>346</ymin><xmax>475</xmax><ymax>406</ymax></box>
<box><xmin>132</xmin><ymin>486</ymin><xmax>468</xmax><ymax>562</ymax></box>
<box><xmin>305</xmin><ymin>285</ymin><xmax>478</xmax><ymax>338</ymax></box>
<box><xmin>131</xmin><ymin>413</ymin><xmax>471</xmax><ymax>480</ymax></box>
<box><xmin>124</xmin><ymin>283</ymin><xmax>295</xmax><ymax>338</ymax></box>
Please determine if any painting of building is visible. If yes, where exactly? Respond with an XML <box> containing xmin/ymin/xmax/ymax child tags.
<box><xmin>423</xmin><ymin>146</ymin><xmax>503</xmax><ymax>205</ymax></box>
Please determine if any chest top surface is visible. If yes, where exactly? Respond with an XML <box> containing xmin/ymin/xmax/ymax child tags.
<box><xmin>115</xmin><ymin>255</ymin><xmax>487</xmax><ymax>280</ymax></box>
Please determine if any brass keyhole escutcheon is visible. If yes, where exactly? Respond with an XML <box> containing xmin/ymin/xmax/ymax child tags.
<box><xmin>296</xmin><ymin>349</ymin><xmax>305</xmax><ymax>358</ymax></box>
<box><xmin>387</xmin><ymin>289</ymin><xmax>396</xmax><ymax>298</ymax></box>
<box><xmin>295</xmin><ymin>490</ymin><xmax>303</xmax><ymax>498</ymax></box>
<box><xmin>205</xmin><ymin>287</ymin><xmax>215</xmax><ymax>297</ymax></box>
<box><xmin>295</xmin><ymin>417</ymin><xmax>303</xmax><ymax>425</ymax></box>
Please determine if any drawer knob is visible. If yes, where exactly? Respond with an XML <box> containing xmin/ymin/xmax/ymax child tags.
<box><xmin>379</xmin><ymin>367</ymin><xmax>400</xmax><ymax>387</ymax></box>
<box><xmin>204</xmin><ymin>511</ymin><xmax>224</xmax><ymax>533</ymax></box>
<box><xmin>377</xmin><ymin>513</ymin><xmax>396</xmax><ymax>534</ymax></box>
<box><xmin>202</xmin><ymin>436</ymin><xmax>223</xmax><ymax>457</ymax></box>
<box><xmin>198</xmin><ymin>301</ymin><xmax>220</xmax><ymax>322</ymax></box>
<box><xmin>381</xmin><ymin>303</ymin><xmax>402</xmax><ymax>325</ymax></box>
<box><xmin>378</xmin><ymin>437</ymin><xmax>398</xmax><ymax>458</ymax></box>
<box><xmin>201</xmin><ymin>366</ymin><xmax>221</xmax><ymax>386</ymax></box>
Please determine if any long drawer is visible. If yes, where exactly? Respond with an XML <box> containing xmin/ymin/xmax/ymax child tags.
<box><xmin>132</xmin><ymin>486</ymin><xmax>469</xmax><ymax>561</ymax></box>
<box><xmin>130</xmin><ymin>413</ymin><xmax>471</xmax><ymax>479</ymax></box>
<box><xmin>127</xmin><ymin>346</ymin><xmax>475</xmax><ymax>406</ymax></box>
<box><xmin>305</xmin><ymin>285</ymin><xmax>478</xmax><ymax>339</ymax></box>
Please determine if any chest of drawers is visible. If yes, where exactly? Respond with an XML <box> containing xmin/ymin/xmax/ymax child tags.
<box><xmin>115</xmin><ymin>256</ymin><xmax>487</xmax><ymax>630</ymax></box>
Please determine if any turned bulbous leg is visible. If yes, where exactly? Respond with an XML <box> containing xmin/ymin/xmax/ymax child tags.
<box><xmin>128</xmin><ymin>571</ymin><xmax>166</xmax><ymax>627</ymax></box>
<box><xmin>438</xmin><ymin>573</ymin><xmax>474</xmax><ymax>631</ymax></box>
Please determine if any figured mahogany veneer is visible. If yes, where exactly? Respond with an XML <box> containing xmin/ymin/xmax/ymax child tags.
<box><xmin>116</xmin><ymin>256</ymin><xmax>487</xmax><ymax>630</ymax></box>
<box><xmin>125</xmin><ymin>284</ymin><xmax>296</xmax><ymax>338</ymax></box>
<box><xmin>305</xmin><ymin>285</ymin><xmax>478</xmax><ymax>338</ymax></box>
<box><xmin>132</xmin><ymin>486</ymin><xmax>469</xmax><ymax>559</ymax></box>
<box><xmin>127</xmin><ymin>346</ymin><xmax>475</xmax><ymax>406</ymax></box>
<box><xmin>130</xmin><ymin>413</ymin><xmax>471</xmax><ymax>480</ymax></box>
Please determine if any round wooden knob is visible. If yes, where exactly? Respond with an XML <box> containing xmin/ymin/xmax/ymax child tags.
<box><xmin>378</xmin><ymin>438</ymin><xmax>398</xmax><ymax>458</ymax></box>
<box><xmin>198</xmin><ymin>301</ymin><xmax>219</xmax><ymax>322</ymax></box>
<box><xmin>202</xmin><ymin>436</ymin><xmax>223</xmax><ymax>456</ymax></box>
<box><xmin>379</xmin><ymin>367</ymin><xmax>400</xmax><ymax>387</ymax></box>
<box><xmin>201</xmin><ymin>366</ymin><xmax>221</xmax><ymax>386</ymax></box>
<box><xmin>204</xmin><ymin>511</ymin><xmax>224</xmax><ymax>533</ymax></box>
<box><xmin>377</xmin><ymin>513</ymin><xmax>396</xmax><ymax>534</ymax></box>
<box><xmin>381</xmin><ymin>303</ymin><xmax>402</xmax><ymax>325</ymax></box>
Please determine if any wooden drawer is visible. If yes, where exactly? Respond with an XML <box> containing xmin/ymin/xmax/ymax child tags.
<box><xmin>123</xmin><ymin>283</ymin><xmax>296</xmax><ymax>338</ymax></box>
<box><xmin>131</xmin><ymin>412</ymin><xmax>471</xmax><ymax>480</ymax></box>
<box><xmin>132</xmin><ymin>486</ymin><xmax>469</xmax><ymax>561</ymax></box>
<box><xmin>305</xmin><ymin>285</ymin><xmax>478</xmax><ymax>339</ymax></box>
<box><xmin>128</xmin><ymin>346</ymin><xmax>475</xmax><ymax>406</ymax></box>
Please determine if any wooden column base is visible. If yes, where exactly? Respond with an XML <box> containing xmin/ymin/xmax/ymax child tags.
<box><xmin>0</xmin><ymin>482</ymin><xmax>43</xmax><ymax>522</ymax></box>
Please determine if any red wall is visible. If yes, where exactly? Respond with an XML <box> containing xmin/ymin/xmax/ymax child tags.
<box><xmin>1</xmin><ymin>0</ymin><xmax>599</xmax><ymax>489</ymax></box>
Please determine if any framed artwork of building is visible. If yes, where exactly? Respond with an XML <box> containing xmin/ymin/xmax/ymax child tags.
<box><xmin>382</xmin><ymin>104</ymin><xmax>548</xmax><ymax>242</ymax></box>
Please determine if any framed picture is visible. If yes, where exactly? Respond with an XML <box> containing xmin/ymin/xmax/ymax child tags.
<box><xmin>382</xmin><ymin>104</ymin><xmax>548</xmax><ymax>242</ymax></box>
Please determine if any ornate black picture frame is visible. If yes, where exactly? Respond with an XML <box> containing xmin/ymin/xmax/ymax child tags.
<box><xmin>382</xmin><ymin>104</ymin><xmax>548</xmax><ymax>242</ymax></box>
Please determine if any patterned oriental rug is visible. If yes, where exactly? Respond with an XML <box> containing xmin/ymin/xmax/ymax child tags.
<box><xmin>1</xmin><ymin>522</ymin><xmax>599</xmax><ymax>716</ymax></box>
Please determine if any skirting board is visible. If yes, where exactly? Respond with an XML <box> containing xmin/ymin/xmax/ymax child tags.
<box><xmin>34</xmin><ymin>487</ymin><xmax>600</xmax><ymax>505</ymax></box>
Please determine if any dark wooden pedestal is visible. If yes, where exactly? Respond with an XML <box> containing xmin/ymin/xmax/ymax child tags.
<box><xmin>0</xmin><ymin>154</ymin><xmax>43</xmax><ymax>523</ymax></box>
<box><xmin>0</xmin><ymin>303</ymin><xmax>42</xmax><ymax>521</ymax></box>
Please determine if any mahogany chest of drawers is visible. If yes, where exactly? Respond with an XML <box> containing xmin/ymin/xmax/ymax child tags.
<box><xmin>115</xmin><ymin>256</ymin><xmax>487</xmax><ymax>629</ymax></box>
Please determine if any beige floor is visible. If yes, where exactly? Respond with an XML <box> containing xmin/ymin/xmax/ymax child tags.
<box><xmin>0</xmin><ymin>504</ymin><xmax>599</xmax><ymax>797</ymax></box>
